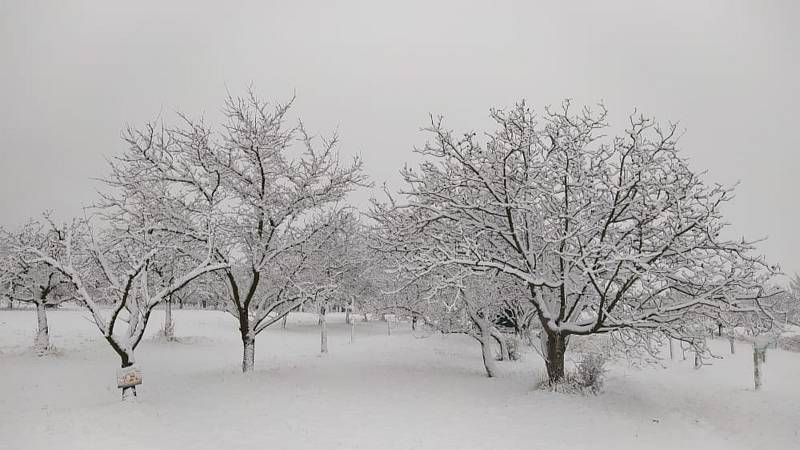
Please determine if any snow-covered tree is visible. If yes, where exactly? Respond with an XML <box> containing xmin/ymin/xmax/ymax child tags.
<box><xmin>374</xmin><ymin>100</ymin><xmax>779</xmax><ymax>384</ymax></box>
<box><xmin>304</xmin><ymin>211</ymin><xmax>379</xmax><ymax>349</ymax></box>
<box><xmin>8</xmin><ymin>133</ymin><xmax>227</xmax><ymax>399</ymax></box>
<box><xmin>117</xmin><ymin>89</ymin><xmax>367</xmax><ymax>371</ymax></box>
<box><xmin>1</xmin><ymin>220</ymin><xmax>75</xmax><ymax>354</ymax></box>
<box><xmin>786</xmin><ymin>274</ymin><xmax>800</xmax><ymax>326</ymax></box>
<box><xmin>376</xmin><ymin>268</ymin><xmax>514</xmax><ymax>377</ymax></box>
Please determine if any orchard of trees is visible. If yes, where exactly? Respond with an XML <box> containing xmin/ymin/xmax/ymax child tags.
<box><xmin>1</xmin><ymin>90</ymin><xmax>797</xmax><ymax>400</ymax></box>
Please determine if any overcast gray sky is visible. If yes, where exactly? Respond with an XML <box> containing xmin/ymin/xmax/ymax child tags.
<box><xmin>1</xmin><ymin>0</ymin><xmax>798</xmax><ymax>276</ymax></box>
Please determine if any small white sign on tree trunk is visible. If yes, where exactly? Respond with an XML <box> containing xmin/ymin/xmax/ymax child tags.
<box><xmin>117</xmin><ymin>366</ymin><xmax>142</xmax><ymax>388</ymax></box>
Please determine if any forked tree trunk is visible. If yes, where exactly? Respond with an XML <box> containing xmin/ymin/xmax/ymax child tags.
<box><xmin>242</xmin><ymin>335</ymin><xmax>255</xmax><ymax>373</ymax></box>
<box><xmin>543</xmin><ymin>332</ymin><xmax>567</xmax><ymax>384</ymax></box>
<box><xmin>478</xmin><ymin>332</ymin><xmax>498</xmax><ymax>378</ymax></box>
<box><xmin>320</xmin><ymin>306</ymin><xmax>328</xmax><ymax>354</ymax></box>
<box><xmin>468</xmin><ymin>312</ymin><xmax>498</xmax><ymax>378</ymax></box>
<box><xmin>490</xmin><ymin>328</ymin><xmax>509</xmax><ymax>361</ymax></box>
<box><xmin>34</xmin><ymin>302</ymin><xmax>50</xmax><ymax>354</ymax></box>
<box><xmin>694</xmin><ymin>338</ymin><xmax>707</xmax><ymax>368</ymax></box>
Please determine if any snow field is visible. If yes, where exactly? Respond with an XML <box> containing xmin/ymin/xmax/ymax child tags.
<box><xmin>0</xmin><ymin>309</ymin><xmax>798</xmax><ymax>450</ymax></box>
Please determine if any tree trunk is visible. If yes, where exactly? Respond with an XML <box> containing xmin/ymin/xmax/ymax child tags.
<box><xmin>490</xmin><ymin>328</ymin><xmax>509</xmax><ymax>361</ymax></box>
<box><xmin>34</xmin><ymin>302</ymin><xmax>50</xmax><ymax>354</ymax></box>
<box><xmin>411</xmin><ymin>315</ymin><xmax>417</xmax><ymax>331</ymax></box>
<box><xmin>242</xmin><ymin>335</ymin><xmax>255</xmax><ymax>373</ymax></box>
<box><xmin>753</xmin><ymin>345</ymin><xmax>762</xmax><ymax>390</ymax></box>
<box><xmin>478</xmin><ymin>333</ymin><xmax>498</xmax><ymax>378</ymax></box>
<box><xmin>729</xmin><ymin>335</ymin><xmax>735</xmax><ymax>354</ymax></box>
<box><xmin>468</xmin><ymin>312</ymin><xmax>499</xmax><ymax>378</ymax></box>
<box><xmin>363</xmin><ymin>312</ymin><xmax>369</xmax><ymax>322</ymax></box>
<box><xmin>121</xmin><ymin>385</ymin><xmax>137</xmax><ymax>401</ymax></box>
<box><xmin>386</xmin><ymin>314</ymin><xmax>391</xmax><ymax>336</ymax></box>
<box><xmin>119</xmin><ymin>355</ymin><xmax>138</xmax><ymax>401</ymax></box>
<box><xmin>717</xmin><ymin>322</ymin><xmax>723</xmax><ymax>337</ymax></box>
<box><xmin>543</xmin><ymin>332</ymin><xmax>567</xmax><ymax>384</ymax></box>
<box><xmin>349</xmin><ymin>297</ymin><xmax>355</xmax><ymax>344</ymax></box>
<box><xmin>281</xmin><ymin>314</ymin><xmax>288</xmax><ymax>329</ymax></box>
<box><xmin>668</xmin><ymin>338</ymin><xmax>676</xmax><ymax>360</ymax></box>
<box><xmin>320</xmin><ymin>307</ymin><xmax>328</xmax><ymax>354</ymax></box>
<box><xmin>164</xmin><ymin>297</ymin><xmax>174</xmax><ymax>341</ymax></box>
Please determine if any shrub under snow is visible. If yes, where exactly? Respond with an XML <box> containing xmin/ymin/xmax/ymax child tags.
<box><xmin>539</xmin><ymin>352</ymin><xmax>608</xmax><ymax>395</ymax></box>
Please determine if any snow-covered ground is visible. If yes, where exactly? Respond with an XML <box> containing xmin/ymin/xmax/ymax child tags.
<box><xmin>0</xmin><ymin>308</ymin><xmax>798</xmax><ymax>450</ymax></box>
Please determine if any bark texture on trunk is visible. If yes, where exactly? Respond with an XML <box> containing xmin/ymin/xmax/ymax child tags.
<box><xmin>543</xmin><ymin>332</ymin><xmax>567</xmax><ymax>384</ymax></box>
<box><xmin>349</xmin><ymin>297</ymin><xmax>355</xmax><ymax>343</ymax></box>
<box><xmin>35</xmin><ymin>302</ymin><xmax>50</xmax><ymax>354</ymax></box>
<box><xmin>164</xmin><ymin>297</ymin><xmax>175</xmax><ymax>341</ymax></box>
<box><xmin>320</xmin><ymin>308</ymin><xmax>328</xmax><ymax>354</ymax></box>
<box><xmin>350</xmin><ymin>313</ymin><xmax>355</xmax><ymax>344</ymax></box>
<box><xmin>242</xmin><ymin>336</ymin><xmax>255</xmax><ymax>372</ymax></box>
<box><xmin>753</xmin><ymin>346</ymin><xmax>762</xmax><ymax>390</ymax></box>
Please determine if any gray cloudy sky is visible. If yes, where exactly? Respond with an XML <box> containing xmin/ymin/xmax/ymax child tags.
<box><xmin>1</xmin><ymin>0</ymin><xmax>798</xmax><ymax>276</ymax></box>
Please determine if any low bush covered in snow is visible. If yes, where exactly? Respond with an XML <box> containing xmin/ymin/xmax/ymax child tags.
<box><xmin>538</xmin><ymin>352</ymin><xmax>608</xmax><ymax>395</ymax></box>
